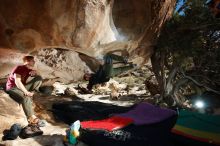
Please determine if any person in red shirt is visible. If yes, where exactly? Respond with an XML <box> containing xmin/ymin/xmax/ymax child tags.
<box><xmin>6</xmin><ymin>55</ymin><xmax>43</xmax><ymax>126</ymax></box>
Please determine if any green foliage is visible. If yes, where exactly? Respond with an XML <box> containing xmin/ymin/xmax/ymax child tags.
<box><xmin>158</xmin><ymin>0</ymin><xmax>220</xmax><ymax>72</ymax></box>
<box><xmin>154</xmin><ymin>0</ymin><xmax>220</xmax><ymax>106</ymax></box>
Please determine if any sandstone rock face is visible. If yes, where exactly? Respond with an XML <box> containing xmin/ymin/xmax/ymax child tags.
<box><xmin>0</xmin><ymin>90</ymin><xmax>28</xmax><ymax>133</ymax></box>
<box><xmin>33</xmin><ymin>48</ymin><xmax>91</xmax><ymax>83</ymax></box>
<box><xmin>0</xmin><ymin>0</ymin><xmax>176</xmax><ymax>81</ymax></box>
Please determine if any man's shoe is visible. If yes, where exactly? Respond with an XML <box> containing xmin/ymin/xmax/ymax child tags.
<box><xmin>28</xmin><ymin>117</ymin><xmax>46</xmax><ymax>127</ymax></box>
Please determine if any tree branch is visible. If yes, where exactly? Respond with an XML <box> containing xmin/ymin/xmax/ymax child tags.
<box><xmin>180</xmin><ymin>69</ymin><xmax>220</xmax><ymax>94</ymax></box>
<box><xmin>165</xmin><ymin>67</ymin><xmax>178</xmax><ymax>96</ymax></box>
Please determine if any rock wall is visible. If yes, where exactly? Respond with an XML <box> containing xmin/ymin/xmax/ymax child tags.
<box><xmin>0</xmin><ymin>90</ymin><xmax>28</xmax><ymax>133</ymax></box>
<box><xmin>0</xmin><ymin>0</ymin><xmax>176</xmax><ymax>81</ymax></box>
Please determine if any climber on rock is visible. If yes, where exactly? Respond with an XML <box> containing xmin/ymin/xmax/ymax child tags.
<box><xmin>83</xmin><ymin>52</ymin><xmax>137</xmax><ymax>93</ymax></box>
